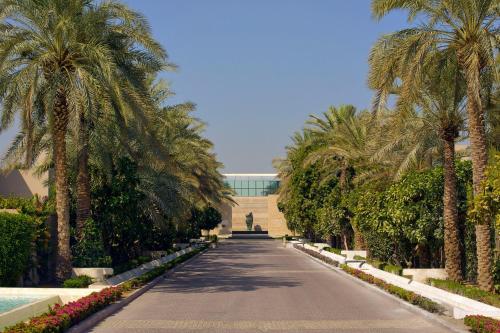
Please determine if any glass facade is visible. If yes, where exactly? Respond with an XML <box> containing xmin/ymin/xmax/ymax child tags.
<box><xmin>224</xmin><ymin>174</ymin><xmax>280</xmax><ymax>197</ymax></box>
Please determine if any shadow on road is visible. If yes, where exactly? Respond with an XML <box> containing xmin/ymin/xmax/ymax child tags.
<box><xmin>150</xmin><ymin>240</ymin><xmax>301</xmax><ymax>293</ymax></box>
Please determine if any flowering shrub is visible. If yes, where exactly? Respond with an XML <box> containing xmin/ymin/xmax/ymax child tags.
<box><xmin>341</xmin><ymin>265</ymin><xmax>443</xmax><ymax>313</ymax></box>
<box><xmin>464</xmin><ymin>315</ymin><xmax>500</xmax><ymax>333</ymax></box>
<box><xmin>4</xmin><ymin>287</ymin><xmax>122</xmax><ymax>332</ymax></box>
<box><xmin>293</xmin><ymin>244</ymin><xmax>340</xmax><ymax>267</ymax></box>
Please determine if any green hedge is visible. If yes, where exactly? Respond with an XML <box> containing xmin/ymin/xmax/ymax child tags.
<box><xmin>63</xmin><ymin>275</ymin><xmax>93</xmax><ymax>288</ymax></box>
<box><xmin>0</xmin><ymin>212</ymin><xmax>36</xmax><ymax>286</ymax></box>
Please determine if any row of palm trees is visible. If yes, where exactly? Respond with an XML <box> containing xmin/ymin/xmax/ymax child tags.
<box><xmin>277</xmin><ymin>0</ymin><xmax>498</xmax><ymax>291</ymax></box>
<box><xmin>0</xmin><ymin>0</ymin><xmax>229</xmax><ymax>282</ymax></box>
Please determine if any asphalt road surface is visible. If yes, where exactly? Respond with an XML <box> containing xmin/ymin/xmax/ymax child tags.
<box><xmin>90</xmin><ymin>239</ymin><xmax>456</xmax><ymax>333</ymax></box>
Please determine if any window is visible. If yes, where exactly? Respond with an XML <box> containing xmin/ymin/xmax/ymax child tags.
<box><xmin>224</xmin><ymin>174</ymin><xmax>280</xmax><ymax>197</ymax></box>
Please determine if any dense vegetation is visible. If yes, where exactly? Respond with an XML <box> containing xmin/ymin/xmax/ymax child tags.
<box><xmin>0</xmin><ymin>0</ymin><xmax>229</xmax><ymax>284</ymax></box>
<box><xmin>276</xmin><ymin>0</ymin><xmax>499</xmax><ymax>291</ymax></box>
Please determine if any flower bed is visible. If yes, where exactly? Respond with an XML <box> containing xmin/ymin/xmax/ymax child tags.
<box><xmin>3</xmin><ymin>244</ymin><xmax>208</xmax><ymax>333</ymax></box>
<box><xmin>341</xmin><ymin>265</ymin><xmax>443</xmax><ymax>313</ymax></box>
<box><xmin>3</xmin><ymin>287</ymin><xmax>122</xmax><ymax>332</ymax></box>
<box><xmin>464</xmin><ymin>315</ymin><xmax>500</xmax><ymax>333</ymax></box>
<box><xmin>293</xmin><ymin>244</ymin><xmax>339</xmax><ymax>267</ymax></box>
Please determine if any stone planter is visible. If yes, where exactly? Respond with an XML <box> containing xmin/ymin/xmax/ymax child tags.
<box><xmin>402</xmin><ymin>268</ymin><xmax>447</xmax><ymax>283</ymax></box>
<box><xmin>72</xmin><ymin>268</ymin><xmax>113</xmax><ymax>282</ymax></box>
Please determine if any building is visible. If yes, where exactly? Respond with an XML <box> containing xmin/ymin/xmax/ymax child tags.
<box><xmin>0</xmin><ymin>169</ymin><xmax>48</xmax><ymax>198</ymax></box>
<box><xmin>214</xmin><ymin>174</ymin><xmax>293</xmax><ymax>237</ymax></box>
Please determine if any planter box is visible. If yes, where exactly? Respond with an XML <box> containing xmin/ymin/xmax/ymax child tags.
<box><xmin>72</xmin><ymin>268</ymin><xmax>113</xmax><ymax>282</ymax></box>
<box><xmin>402</xmin><ymin>268</ymin><xmax>447</xmax><ymax>283</ymax></box>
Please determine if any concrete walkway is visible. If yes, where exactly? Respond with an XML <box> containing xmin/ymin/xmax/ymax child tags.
<box><xmin>90</xmin><ymin>240</ymin><xmax>455</xmax><ymax>333</ymax></box>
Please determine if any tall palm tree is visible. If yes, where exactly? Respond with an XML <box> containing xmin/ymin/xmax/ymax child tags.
<box><xmin>374</xmin><ymin>55</ymin><xmax>467</xmax><ymax>279</ymax></box>
<box><xmin>0</xmin><ymin>0</ymin><xmax>165</xmax><ymax>281</ymax></box>
<box><xmin>73</xmin><ymin>8</ymin><xmax>168</xmax><ymax>236</ymax></box>
<box><xmin>370</xmin><ymin>0</ymin><xmax>498</xmax><ymax>290</ymax></box>
<box><xmin>305</xmin><ymin>106</ymin><xmax>372</xmax><ymax>249</ymax></box>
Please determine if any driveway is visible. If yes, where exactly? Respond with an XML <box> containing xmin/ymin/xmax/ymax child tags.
<box><xmin>90</xmin><ymin>239</ymin><xmax>455</xmax><ymax>333</ymax></box>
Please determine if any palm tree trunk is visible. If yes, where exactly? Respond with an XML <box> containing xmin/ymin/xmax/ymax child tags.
<box><xmin>352</xmin><ymin>225</ymin><xmax>365</xmax><ymax>250</ymax></box>
<box><xmin>442</xmin><ymin>134</ymin><xmax>462</xmax><ymax>281</ymax></box>
<box><xmin>464</xmin><ymin>60</ymin><xmax>493</xmax><ymax>291</ymax></box>
<box><xmin>76</xmin><ymin>110</ymin><xmax>91</xmax><ymax>237</ymax></box>
<box><xmin>53</xmin><ymin>88</ymin><xmax>72</xmax><ymax>282</ymax></box>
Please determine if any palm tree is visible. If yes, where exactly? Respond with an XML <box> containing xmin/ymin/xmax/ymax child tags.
<box><xmin>73</xmin><ymin>9</ymin><xmax>168</xmax><ymax>236</ymax></box>
<box><xmin>305</xmin><ymin>106</ymin><xmax>373</xmax><ymax>249</ymax></box>
<box><xmin>373</xmin><ymin>55</ymin><xmax>467</xmax><ymax>279</ymax></box>
<box><xmin>0</xmin><ymin>0</ymin><xmax>165</xmax><ymax>281</ymax></box>
<box><xmin>370</xmin><ymin>0</ymin><xmax>498</xmax><ymax>290</ymax></box>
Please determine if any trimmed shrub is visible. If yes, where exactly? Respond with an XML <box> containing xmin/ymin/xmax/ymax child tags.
<box><xmin>428</xmin><ymin>279</ymin><xmax>500</xmax><ymax>308</ymax></box>
<box><xmin>0</xmin><ymin>212</ymin><xmax>36</xmax><ymax>286</ymax></box>
<box><xmin>341</xmin><ymin>265</ymin><xmax>443</xmax><ymax>313</ymax></box>
<box><xmin>367</xmin><ymin>259</ymin><xmax>403</xmax><ymax>276</ymax></box>
<box><xmin>322</xmin><ymin>247</ymin><xmax>344</xmax><ymax>256</ymax></box>
<box><xmin>294</xmin><ymin>244</ymin><xmax>340</xmax><ymax>266</ymax></box>
<box><xmin>63</xmin><ymin>275</ymin><xmax>93</xmax><ymax>288</ymax></box>
<box><xmin>464</xmin><ymin>315</ymin><xmax>500</xmax><ymax>333</ymax></box>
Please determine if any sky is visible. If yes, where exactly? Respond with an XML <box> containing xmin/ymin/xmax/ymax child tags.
<box><xmin>0</xmin><ymin>0</ymin><xmax>409</xmax><ymax>173</ymax></box>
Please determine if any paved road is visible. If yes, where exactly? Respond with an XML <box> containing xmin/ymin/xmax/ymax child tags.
<box><xmin>91</xmin><ymin>240</ymin><xmax>454</xmax><ymax>333</ymax></box>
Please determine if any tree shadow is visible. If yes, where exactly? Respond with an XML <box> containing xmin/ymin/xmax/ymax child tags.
<box><xmin>150</xmin><ymin>241</ymin><xmax>301</xmax><ymax>293</ymax></box>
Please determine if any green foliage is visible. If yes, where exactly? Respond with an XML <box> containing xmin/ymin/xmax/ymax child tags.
<box><xmin>63</xmin><ymin>275</ymin><xmax>93</xmax><ymax>288</ymax></box>
<box><xmin>91</xmin><ymin>158</ymin><xmax>148</xmax><ymax>265</ymax></box>
<box><xmin>469</xmin><ymin>153</ymin><xmax>500</xmax><ymax>227</ymax></box>
<box><xmin>0</xmin><ymin>213</ymin><xmax>36</xmax><ymax>286</ymax></box>
<box><xmin>0</xmin><ymin>196</ymin><xmax>53</xmax><ymax>283</ymax></box>
<box><xmin>199</xmin><ymin>206</ymin><xmax>222</xmax><ymax>233</ymax></box>
<box><xmin>353</xmin><ymin>162</ymin><xmax>473</xmax><ymax>268</ymax></box>
<box><xmin>72</xmin><ymin>219</ymin><xmax>112</xmax><ymax>268</ymax></box>
<box><xmin>428</xmin><ymin>279</ymin><xmax>500</xmax><ymax>308</ymax></box>
<box><xmin>187</xmin><ymin>206</ymin><xmax>222</xmax><ymax>239</ymax></box>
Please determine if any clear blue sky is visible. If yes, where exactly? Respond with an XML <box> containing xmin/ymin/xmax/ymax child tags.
<box><xmin>0</xmin><ymin>0</ymin><xmax>408</xmax><ymax>173</ymax></box>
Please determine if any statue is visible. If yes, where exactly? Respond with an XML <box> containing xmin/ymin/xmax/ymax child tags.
<box><xmin>245</xmin><ymin>212</ymin><xmax>253</xmax><ymax>231</ymax></box>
